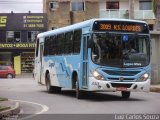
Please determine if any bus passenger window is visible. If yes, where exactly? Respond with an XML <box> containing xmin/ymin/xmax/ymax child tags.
<box><xmin>73</xmin><ymin>29</ymin><xmax>82</xmax><ymax>53</ymax></box>
<box><xmin>64</xmin><ymin>31</ymin><xmax>73</xmax><ymax>54</ymax></box>
<box><xmin>50</xmin><ymin>36</ymin><xmax>56</xmax><ymax>55</ymax></box>
<box><xmin>44</xmin><ymin>37</ymin><xmax>50</xmax><ymax>56</ymax></box>
<box><xmin>57</xmin><ymin>34</ymin><xmax>65</xmax><ymax>54</ymax></box>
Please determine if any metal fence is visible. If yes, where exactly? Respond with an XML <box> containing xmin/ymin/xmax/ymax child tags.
<box><xmin>99</xmin><ymin>9</ymin><xmax>155</xmax><ymax>20</ymax></box>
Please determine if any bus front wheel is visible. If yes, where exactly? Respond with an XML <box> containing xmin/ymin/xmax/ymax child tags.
<box><xmin>121</xmin><ymin>91</ymin><xmax>130</xmax><ymax>99</ymax></box>
<box><xmin>76</xmin><ymin>78</ymin><xmax>83</xmax><ymax>99</ymax></box>
<box><xmin>46</xmin><ymin>73</ymin><xmax>54</xmax><ymax>93</ymax></box>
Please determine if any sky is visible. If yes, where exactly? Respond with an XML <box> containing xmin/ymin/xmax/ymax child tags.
<box><xmin>0</xmin><ymin>0</ymin><xmax>43</xmax><ymax>13</ymax></box>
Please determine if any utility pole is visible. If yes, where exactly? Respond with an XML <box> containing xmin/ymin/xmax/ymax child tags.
<box><xmin>129</xmin><ymin>0</ymin><xmax>134</xmax><ymax>19</ymax></box>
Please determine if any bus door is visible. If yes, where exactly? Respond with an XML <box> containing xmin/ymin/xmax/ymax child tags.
<box><xmin>82</xmin><ymin>34</ymin><xmax>89</xmax><ymax>88</ymax></box>
<box><xmin>35</xmin><ymin>39</ymin><xmax>44</xmax><ymax>84</ymax></box>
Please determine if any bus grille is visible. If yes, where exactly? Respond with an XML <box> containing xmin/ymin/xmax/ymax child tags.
<box><xmin>103</xmin><ymin>70</ymin><xmax>140</xmax><ymax>76</ymax></box>
<box><xmin>108</xmin><ymin>77</ymin><xmax>135</xmax><ymax>81</ymax></box>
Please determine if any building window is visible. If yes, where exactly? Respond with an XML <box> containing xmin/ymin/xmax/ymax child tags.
<box><xmin>28</xmin><ymin>31</ymin><xmax>39</xmax><ymax>42</ymax></box>
<box><xmin>106</xmin><ymin>1</ymin><xmax>119</xmax><ymax>9</ymax></box>
<box><xmin>148</xmin><ymin>24</ymin><xmax>153</xmax><ymax>31</ymax></box>
<box><xmin>71</xmin><ymin>1</ymin><xmax>85</xmax><ymax>11</ymax></box>
<box><xmin>6</xmin><ymin>31</ymin><xmax>21</xmax><ymax>43</ymax></box>
<box><xmin>139</xmin><ymin>0</ymin><xmax>152</xmax><ymax>10</ymax></box>
<box><xmin>49</xmin><ymin>1</ymin><xmax>59</xmax><ymax>10</ymax></box>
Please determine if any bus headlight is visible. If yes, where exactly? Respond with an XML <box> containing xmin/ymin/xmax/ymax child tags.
<box><xmin>91</xmin><ymin>70</ymin><xmax>105</xmax><ymax>80</ymax></box>
<box><xmin>138</xmin><ymin>73</ymin><xmax>150</xmax><ymax>82</ymax></box>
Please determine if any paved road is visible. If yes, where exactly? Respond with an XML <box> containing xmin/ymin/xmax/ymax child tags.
<box><xmin>0</xmin><ymin>77</ymin><xmax>160</xmax><ymax>114</ymax></box>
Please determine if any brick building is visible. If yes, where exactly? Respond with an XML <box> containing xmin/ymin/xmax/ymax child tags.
<box><xmin>43</xmin><ymin>0</ymin><xmax>99</xmax><ymax>30</ymax></box>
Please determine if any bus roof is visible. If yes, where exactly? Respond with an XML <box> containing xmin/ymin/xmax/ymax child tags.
<box><xmin>37</xmin><ymin>18</ymin><xmax>147</xmax><ymax>38</ymax></box>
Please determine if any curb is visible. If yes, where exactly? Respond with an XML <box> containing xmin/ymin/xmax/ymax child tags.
<box><xmin>0</xmin><ymin>101</ymin><xmax>20</xmax><ymax>119</ymax></box>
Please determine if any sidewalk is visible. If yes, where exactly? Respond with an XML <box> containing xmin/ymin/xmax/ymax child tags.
<box><xmin>0</xmin><ymin>100</ymin><xmax>20</xmax><ymax>119</ymax></box>
<box><xmin>150</xmin><ymin>84</ymin><xmax>160</xmax><ymax>93</ymax></box>
<box><xmin>16</xmin><ymin>73</ymin><xmax>33</xmax><ymax>78</ymax></box>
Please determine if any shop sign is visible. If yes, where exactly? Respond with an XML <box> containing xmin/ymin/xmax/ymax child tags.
<box><xmin>0</xmin><ymin>13</ymin><xmax>47</xmax><ymax>31</ymax></box>
<box><xmin>23</xmin><ymin>15</ymin><xmax>45</xmax><ymax>29</ymax></box>
<box><xmin>0</xmin><ymin>43</ymin><xmax>35</xmax><ymax>49</ymax></box>
<box><xmin>0</xmin><ymin>16</ymin><xmax>7</xmax><ymax>27</ymax></box>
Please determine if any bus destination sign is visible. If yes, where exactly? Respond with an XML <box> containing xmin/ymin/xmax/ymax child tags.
<box><xmin>93</xmin><ymin>21</ymin><xmax>149</xmax><ymax>33</ymax></box>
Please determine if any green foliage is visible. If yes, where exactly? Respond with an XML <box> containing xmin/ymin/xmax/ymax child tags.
<box><xmin>152</xmin><ymin>0</ymin><xmax>156</xmax><ymax>15</ymax></box>
<box><xmin>0</xmin><ymin>97</ymin><xmax>10</xmax><ymax>112</ymax></box>
<box><xmin>0</xmin><ymin>97</ymin><xmax>8</xmax><ymax>101</ymax></box>
<box><xmin>0</xmin><ymin>106</ymin><xmax>10</xmax><ymax>112</ymax></box>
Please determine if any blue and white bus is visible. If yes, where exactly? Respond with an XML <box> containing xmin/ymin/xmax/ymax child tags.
<box><xmin>34</xmin><ymin>19</ymin><xmax>151</xmax><ymax>99</ymax></box>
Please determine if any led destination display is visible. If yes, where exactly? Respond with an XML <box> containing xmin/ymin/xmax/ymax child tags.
<box><xmin>93</xmin><ymin>21</ymin><xmax>149</xmax><ymax>33</ymax></box>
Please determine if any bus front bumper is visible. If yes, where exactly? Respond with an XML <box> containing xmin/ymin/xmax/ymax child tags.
<box><xmin>89</xmin><ymin>77</ymin><xmax>150</xmax><ymax>92</ymax></box>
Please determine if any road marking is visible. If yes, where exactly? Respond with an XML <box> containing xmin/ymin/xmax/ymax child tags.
<box><xmin>10</xmin><ymin>99</ymin><xmax>49</xmax><ymax>120</ymax></box>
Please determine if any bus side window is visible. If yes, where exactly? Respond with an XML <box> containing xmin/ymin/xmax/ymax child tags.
<box><xmin>44</xmin><ymin>37</ymin><xmax>50</xmax><ymax>56</ymax></box>
<box><xmin>36</xmin><ymin>38</ymin><xmax>39</xmax><ymax>57</ymax></box>
<box><xmin>51</xmin><ymin>35</ymin><xmax>57</xmax><ymax>55</ymax></box>
<box><xmin>73</xmin><ymin>29</ymin><xmax>82</xmax><ymax>53</ymax></box>
<box><xmin>57</xmin><ymin>34</ymin><xmax>65</xmax><ymax>55</ymax></box>
<box><xmin>64</xmin><ymin>31</ymin><xmax>73</xmax><ymax>54</ymax></box>
<box><xmin>49</xmin><ymin>36</ymin><xmax>53</xmax><ymax>55</ymax></box>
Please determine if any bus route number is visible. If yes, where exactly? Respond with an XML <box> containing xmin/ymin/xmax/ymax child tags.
<box><xmin>100</xmin><ymin>23</ymin><xmax>111</xmax><ymax>30</ymax></box>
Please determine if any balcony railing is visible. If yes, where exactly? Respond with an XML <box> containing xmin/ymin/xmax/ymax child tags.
<box><xmin>99</xmin><ymin>9</ymin><xmax>129</xmax><ymax>19</ymax></box>
<box><xmin>134</xmin><ymin>10</ymin><xmax>155</xmax><ymax>19</ymax></box>
<box><xmin>100</xmin><ymin>9</ymin><xmax>155</xmax><ymax>20</ymax></box>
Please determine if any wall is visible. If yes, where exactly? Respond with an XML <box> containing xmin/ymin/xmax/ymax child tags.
<box><xmin>150</xmin><ymin>32</ymin><xmax>160</xmax><ymax>84</ymax></box>
<box><xmin>134</xmin><ymin>0</ymin><xmax>139</xmax><ymax>10</ymax></box>
<box><xmin>71</xmin><ymin>1</ymin><xmax>99</xmax><ymax>24</ymax></box>
<box><xmin>99</xmin><ymin>1</ymin><xmax>106</xmax><ymax>10</ymax></box>
<box><xmin>120</xmin><ymin>0</ymin><xmax>129</xmax><ymax>9</ymax></box>
<box><xmin>44</xmin><ymin>0</ymin><xmax>99</xmax><ymax>29</ymax></box>
<box><xmin>45</xmin><ymin>0</ymin><xmax>71</xmax><ymax>30</ymax></box>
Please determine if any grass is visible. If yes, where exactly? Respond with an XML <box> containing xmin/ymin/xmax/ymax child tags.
<box><xmin>0</xmin><ymin>97</ymin><xmax>8</xmax><ymax>101</ymax></box>
<box><xmin>0</xmin><ymin>106</ymin><xmax>11</xmax><ymax>112</ymax></box>
<box><xmin>0</xmin><ymin>97</ymin><xmax>10</xmax><ymax>112</ymax></box>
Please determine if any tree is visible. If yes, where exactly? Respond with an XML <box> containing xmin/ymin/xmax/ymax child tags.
<box><xmin>152</xmin><ymin>0</ymin><xmax>156</xmax><ymax>16</ymax></box>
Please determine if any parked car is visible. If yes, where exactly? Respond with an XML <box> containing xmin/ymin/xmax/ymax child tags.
<box><xmin>0</xmin><ymin>66</ymin><xmax>15</xmax><ymax>78</ymax></box>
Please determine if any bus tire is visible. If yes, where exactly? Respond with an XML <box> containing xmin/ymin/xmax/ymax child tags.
<box><xmin>54</xmin><ymin>87</ymin><xmax>61</xmax><ymax>93</ymax></box>
<box><xmin>76</xmin><ymin>77</ymin><xmax>83</xmax><ymax>99</ymax></box>
<box><xmin>46</xmin><ymin>73</ymin><xmax>54</xmax><ymax>93</ymax></box>
<box><xmin>121</xmin><ymin>91</ymin><xmax>130</xmax><ymax>99</ymax></box>
<box><xmin>46</xmin><ymin>73</ymin><xmax>61</xmax><ymax>94</ymax></box>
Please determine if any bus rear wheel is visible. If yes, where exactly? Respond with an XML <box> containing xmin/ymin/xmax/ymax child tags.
<box><xmin>121</xmin><ymin>91</ymin><xmax>130</xmax><ymax>99</ymax></box>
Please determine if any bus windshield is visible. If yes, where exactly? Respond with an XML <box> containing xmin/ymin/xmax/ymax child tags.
<box><xmin>91</xmin><ymin>33</ymin><xmax>150</xmax><ymax>68</ymax></box>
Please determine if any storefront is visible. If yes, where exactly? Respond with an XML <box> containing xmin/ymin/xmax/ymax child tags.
<box><xmin>0</xmin><ymin>13</ymin><xmax>47</xmax><ymax>74</ymax></box>
<box><xmin>0</xmin><ymin>43</ymin><xmax>36</xmax><ymax>74</ymax></box>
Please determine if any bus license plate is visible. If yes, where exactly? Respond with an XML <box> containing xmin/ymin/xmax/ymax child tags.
<box><xmin>116</xmin><ymin>87</ymin><xmax>127</xmax><ymax>91</ymax></box>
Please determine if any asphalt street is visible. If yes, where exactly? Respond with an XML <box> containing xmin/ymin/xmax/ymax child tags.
<box><xmin>0</xmin><ymin>77</ymin><xmax>160</xmax><ymax>115</ymax></box>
